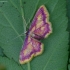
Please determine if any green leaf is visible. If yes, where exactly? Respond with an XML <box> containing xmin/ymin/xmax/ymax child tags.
<box><xmin>0</xmin><ymin>56</ymin><xmax>23</xmax><ymax>70</ymax></box>
<box><xmin>68</xmin><ymin>64</ymin><xmax>70</xmax><ymax>70</ymax></box>
<box><xmin>0</xmin><ymin>47</ymin><xmax>3</xmax><ymax>56</ymax></box>
<box><xmin>67</xmin><ymin>0</ymin><xmax>70</xmax><ymax>70</ymax></box>
<box><xmin>0</xmin><ymin>0</ymin><xmax>69</xmax><ymax>70</ymax></box>
<box><xmin>67</xmin><ymin>0</ymin><xmax>70</xmax><ymax>31</ymax></box>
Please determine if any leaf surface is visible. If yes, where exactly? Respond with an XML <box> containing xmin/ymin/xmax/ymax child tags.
<box><xmin>67</xmin><ymin>0</ymin><xmax>70</xmax><ymax>70</ymax></box>
<box><xmin>0</xmin><ymin>0</ymin><xmax>69</xmax><ymax>70</ymax></box>
<box><xmin>0</xmin><ymin>56</ymin><xmax>23</xmax><ymax>70</ymax></box>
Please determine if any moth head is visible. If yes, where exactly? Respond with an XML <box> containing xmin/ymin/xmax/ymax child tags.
<box><xmin>29</xmin><ymin>32</ymin><xmax>35</xmax><ymax>37</ymax></box>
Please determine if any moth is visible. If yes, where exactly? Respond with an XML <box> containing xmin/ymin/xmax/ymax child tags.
<box><xmin>19</xmin><ymin>5</ymin><xmax>52</xmax><ymax>64</ymax></box>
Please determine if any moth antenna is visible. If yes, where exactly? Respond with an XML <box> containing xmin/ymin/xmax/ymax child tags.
<box><xmin>7</xmin><ymin>33</ymin><xmax>26</xmax><ymax>43</ymax></box>
<box><xmin>22</xmin><ymin>16</ymin><xmax>27</xmax><ymax>27</ymax></box>
<box><xmin>26</xmin><ymin>19</ymin><xmax>31</xmax><ymax>29</ymax></box>
<box><xmin>27</xmin><ymin>19</ymin><xmax>31</xmax><ymax>26</ymax></box>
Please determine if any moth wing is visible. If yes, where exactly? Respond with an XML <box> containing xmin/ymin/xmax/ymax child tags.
<box><xmin>19</xmin><ymin>36</ymin><xmax>43</xmax><ymax>64</ymax></box>
<box><xmin>29</xmin><ymin>5</ymin><xmax>52</xmax><ymax>38</ymax></box>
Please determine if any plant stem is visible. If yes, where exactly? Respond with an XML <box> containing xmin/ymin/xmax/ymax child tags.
<box><xmin>20</xmin><ymin>0</ymin><xmax>26</xmax><ymax>33</ymax></box>
<box><xmin>20</xmin><ymin>0</ymin><xmax>31</xmax><ymax>70</ymax></box>
<box><xmin>28</xmin><ymin>62</ymin><xmax>31</xmax><ymax>70</ymax></box>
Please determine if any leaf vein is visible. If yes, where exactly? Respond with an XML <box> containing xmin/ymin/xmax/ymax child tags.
<box><xmin>1</xmin><ymin>11</ymin><xmax>23</xmax><ymax>43</ymax></box>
